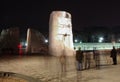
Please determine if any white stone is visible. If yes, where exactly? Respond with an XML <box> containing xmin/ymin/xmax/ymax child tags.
<box><xmin>49</xmin><ymin>11</ymin><xmax>74</xmax><ymax>56</ymax></box>
<box><xmin>26</xmin><ymin>28</ymin><xmax>47</xmax><ymax>53</ymax></box>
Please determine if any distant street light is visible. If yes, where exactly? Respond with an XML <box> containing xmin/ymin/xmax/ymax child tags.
<box><xmin>25</xmin><ymin>42</ymin><xmax>27</xmax><ymax>46</ymax></box>
<box><xmin>20</xmin><ymin>41</ymin><xmax>27</xmax><ymax>47</ymax></box>
<box><xmin>80</xmin><ymin>41</ymin><xmax>82</xmax><ymax>43</ymax></box>
<box><xmin>98</xmin><ymin>37</ymin><xmax>104</xmax><ymax>43</ymax></box>
<box><xmin>45</xmin><ymin>39</ymin><xmax>48</xmax><ymax>43</ymax></box>
<box><xmin>74</xmin><ymin>39</ymin><xmax>78</xmax><ymax>43</ymax></box>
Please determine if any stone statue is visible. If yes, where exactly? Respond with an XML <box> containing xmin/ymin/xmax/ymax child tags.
<box><xmin>49</xmin><ymin>11</ymin><xmax>74</xmax><ymax>56</ymax></box>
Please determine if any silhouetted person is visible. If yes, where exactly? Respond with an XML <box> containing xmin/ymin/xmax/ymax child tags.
<box><xmin>110</xmin><ymin>46</ymin><xmax>117</xmax><ymax>65</ymax></box>
<box><xmin>76</xmin><ymin>48</ymin><xmax>84</xmax><ymax>71</ymax></box>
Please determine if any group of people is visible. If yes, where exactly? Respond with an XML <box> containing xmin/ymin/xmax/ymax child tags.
<box><xmin>76</xmin><ymin>46</ymin><xmax>118</xmax><ymax>71</ymax></box>
<box><xmin>76</xmin><ymin>48</ymin><xmax>100</xmax><ymax>71</ymax></box>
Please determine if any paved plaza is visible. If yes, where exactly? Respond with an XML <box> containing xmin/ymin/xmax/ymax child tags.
<box><xmin>0</xmin><ymin>51</ymin><xmax>120</xmax><ymax>82</ymax></box>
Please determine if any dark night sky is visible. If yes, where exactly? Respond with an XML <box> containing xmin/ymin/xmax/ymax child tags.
<box><xmin>1</xmin><ymin>0</ymin><xmax>120</xmax><ymax>33</ymax></box>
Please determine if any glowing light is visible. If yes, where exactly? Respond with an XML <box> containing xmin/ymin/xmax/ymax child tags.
<box><xmin>100</xmin><ymin>37</ymin><xmax>103</xmax><ymax>40</ymax></box>
<box><xmin>118</xmin><ymin>39</ymin><xmax>120</xmax><ymax>42</ymax></box>
<box><xmin>80</xmin><ymin>41</ymin><xmax>82</xmax><ymax>43</ymax></box>
<box><xmin>99</xmin><ymin>37</ymin><xmax>104</xmax><ymax>43</ymax></box>
<box><xmin>20</xmin><ymin>41</ymin><xmax>27</xmax><ymax>47</ymax></box>
<box><xmin>45</xmin><ymin>39</ymin><xmax>48</xmax><ymax>43</ymax></box>
<box><xmin>74</xmin><ymin>39</ymin><xmax>78</xmax><ymax>43</ymax></box>
<box><xmin>18</xmin><ymin>44</ymin><xmax>22</xmax><ymax>49</ymax></box>
<box><xmin>25</xmin><ymin>42</ymin><xmax>27</xmax><ymax>46</ymax></box>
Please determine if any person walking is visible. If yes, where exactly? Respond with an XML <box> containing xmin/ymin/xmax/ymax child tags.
<box><xmin>110</xmin><ymin>46</ymin><xmax>117</xmax><ymax>65</ymax></box>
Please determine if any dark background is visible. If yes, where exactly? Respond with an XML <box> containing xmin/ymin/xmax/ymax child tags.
<box><xmin>1</xmin><ymin>0</ymin><xmax>120</xmax><ymax>34</ymax></box>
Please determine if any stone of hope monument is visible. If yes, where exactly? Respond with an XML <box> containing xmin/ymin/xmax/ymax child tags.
<box><xmin>49</xmin><ymin>11</ymin><xmax>74</xmax><ymax>56</ymax></box>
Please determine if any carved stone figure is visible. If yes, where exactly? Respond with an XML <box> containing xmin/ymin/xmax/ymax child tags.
<box><xmin>49</xmin><ymin>11</ymin><xmax>74</xmax><ymax>56</ymax></box>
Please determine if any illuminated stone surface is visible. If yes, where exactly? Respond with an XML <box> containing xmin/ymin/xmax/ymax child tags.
<box><xmin>49</xmin><ymin>11</ymin><xmax>74</xmax><ymax>56</ymax></box>
<box><xmin>26</xmin><ymin>28</ymin><xmax>47</xmax><ymax>54</ymax></box>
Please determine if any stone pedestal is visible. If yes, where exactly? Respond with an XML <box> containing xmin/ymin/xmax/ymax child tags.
<box><xmin>49</xmin><ymin>11</ymin><xmax>74</xmax><ymax>56</ymax></box>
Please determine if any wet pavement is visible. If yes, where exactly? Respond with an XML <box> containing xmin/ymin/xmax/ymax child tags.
<box><xmin>0</xmin><ymin>51</ymin><xmax>120</xmax><ymax>82</ymax></box>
